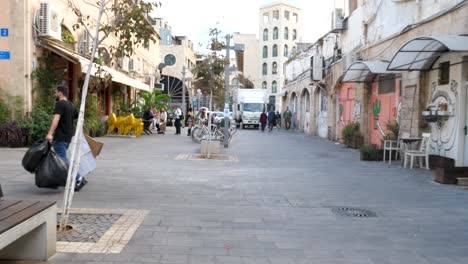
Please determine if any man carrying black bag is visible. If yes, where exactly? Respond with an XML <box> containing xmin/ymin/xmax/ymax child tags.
<box><xmin>46</xmin><ymin>85</ymin><xmax>87</xmax><ymax>191</ymax></box>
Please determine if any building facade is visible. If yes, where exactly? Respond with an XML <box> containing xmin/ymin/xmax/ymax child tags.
<box><xmin>0</xmin><ymin>0</ymin><xmax>160</xmax><ymax>117</ymax></box>
<box><xmin>282</xmin><ymin>0</ymin><xmax>468</xmax><ymax>166</ymax></box>
<box><xmin>153</xmin><ymin>18</ymin><xmax>196</xmax><ymax>110</ymax></box>
<box><xmin>232</xmin><ymin>33</ymin><xmax>260</xmax><ymax>88</ymax></box>
<box><xmin>259</xmin><ymin>2</ymin><xmax>301</xmax><ymax>111</ymax></box>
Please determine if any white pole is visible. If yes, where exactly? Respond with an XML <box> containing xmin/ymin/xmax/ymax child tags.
<box><xmin>207</xmin><ymin>91</ymin><xmax>212</xmax><ymax>159</ymax></box>
<box><xmin>59</xmin><ymin>0</ymin><xmax>105</xmax><ymax>232</ymax></box>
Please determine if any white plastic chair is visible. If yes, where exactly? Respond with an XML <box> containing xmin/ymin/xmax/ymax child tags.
<box><xmin>404</xmin><ymin>133</ymin><xmax>431</xmax><ymax>170</ymax></box>
<box><xmin>383</xmin><ymin>132</ymin><xmax>409</xmax><ymax>164</ymax></box>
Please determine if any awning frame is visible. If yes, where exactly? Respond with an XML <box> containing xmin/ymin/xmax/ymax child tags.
<box><xmin>341</xmin><ymin>61</ymin><xmax>398</xmax><ymax>83</ymax></box>
<box><xmin>387</xmin><ymin>35</ymin><xmax>468</xmax><ymax>71</ymax></box>
<box><xmin>40</xmin><ymin>40</ymin><xmax>150</xmax><ymax>91</ymax></box>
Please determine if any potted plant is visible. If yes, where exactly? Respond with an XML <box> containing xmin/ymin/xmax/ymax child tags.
<box><xmin>342</xmin><ymin>121</ymin><xmax>362</xmax><ymax>149</ymax></box>
<box><xmin>360</xmin><ymin>144</ymin><xmax>381</xmax><ymax>161</ymax></box>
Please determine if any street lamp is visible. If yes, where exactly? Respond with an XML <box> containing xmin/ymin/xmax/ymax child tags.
<box><xmin>182</xmin><ymin>66</ymin><xmax>192</xmax><ymax>115</ymax></box>
<box><xmin>196</xmin><ymin>89</ymin><xmax>202</xmax><ymax>112</ymax></box>
<box><xmin>223</xmin><ymin>35</ymin><xmax>245</xmax><ymax>148</ymax></box>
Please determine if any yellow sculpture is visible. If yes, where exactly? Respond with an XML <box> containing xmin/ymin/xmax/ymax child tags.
<box><xmin>106</xmin><ymin>113</ymin><xmax>144</xmax><ymax>137</ymax></box>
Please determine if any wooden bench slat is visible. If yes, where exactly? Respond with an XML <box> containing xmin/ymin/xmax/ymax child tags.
<box><xmin>0</xmin><ymin>200</ymin><xmax>22</xmax><ymax>211</ymax></box>
<box><xmin>0</xmin><ymin>201</ymin><xmax>55</xmax><ymax>234</ymax></box>
<box><xmin>0</xmin><ymin>201</ymin><xmax>39</xmax><ymax>222</ymax></box>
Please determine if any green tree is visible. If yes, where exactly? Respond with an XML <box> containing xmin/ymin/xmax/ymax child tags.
<box><xmin>192</xmin><ymin>27</ymin><xmax>227</xmax><ymax>108</ymax></box>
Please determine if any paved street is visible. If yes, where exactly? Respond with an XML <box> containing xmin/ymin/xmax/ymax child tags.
<box><xmin>1</xmin><ymin>127</ymin><xmax>468</xmax><ymax>264</ymax></box>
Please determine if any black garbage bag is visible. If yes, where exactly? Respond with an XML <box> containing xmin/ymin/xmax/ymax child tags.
<box><xmin>35</xmin><ymin>145</ymin><xmax>68</xmax><ymax>188</ymax></box>
<box><xmin>22</xmin><ymin>140</ymin><xmax>48</xmax><ymax>173</ymax></box>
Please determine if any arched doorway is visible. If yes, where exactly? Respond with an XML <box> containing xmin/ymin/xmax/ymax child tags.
<box><xmin>315</xmin><ymin>87</ymin><xmax>328</xmax><ymax>138</ymax></box>
<box><xmin>290</xmin><ymin>92</ymin><xmax>298</xmax><ymax>129</ymax></box>
<box><xmin>300</xmin><ymin>88</ymin><xmax>311</xmax><ymax>133</ymax></box>
<box><xmin>160</xmin><ymin>75</ymin><xmax>189</xmax><ymax>108</ymax></box>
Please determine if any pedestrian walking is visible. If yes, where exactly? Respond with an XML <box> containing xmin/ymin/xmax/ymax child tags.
<box><xmin>267</xmin><ymin>108</ymin><xmax>276</xmax><ymax>132</ymax></box>
<box><xmin>283</xmin><ymin>106</ymin><xmax>292</xmax><ymax>130</ymax></box>
<box><xmin>275</xmin><ymin>111</ymin><xmax>282</xmax><ymax>128</ymax></box>
<box><xmin>46</xmin><ymin>85</ymin><xmax>87</xmax><ymax>191</ymax></box>
<box><xmin>260</xmin><ymin>110</ymin><xmax>267</xmax><ymax>132</ymax></box>
<box><xmin>186</xmin><ymin>108</ymin><xmax>194</xmax><ymax>136</ymax></box>
<box><xmin>173</xmin><ymin>105</ymin><xmax>182</xmax><ymax>135</ymax></box>
<box><xmin>158</xmin><ymin>106</ymin><xmax>167</xmax><ymax>134</ymax></box>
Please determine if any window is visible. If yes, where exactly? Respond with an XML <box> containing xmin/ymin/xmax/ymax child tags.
<box><xmin>263</xmin><ymin>46</ymin><xmax>268</xmax><ymax>58</ymax></box>
<box><xmin>166</xmin><ymin>35</ymin><xmax>171</xmax><ymax>45</ymax></box>
<box><xmin>438</xmin><ymin>61</ymin><xmax>450</xmax><ymax>85</ymax></box>
<box><xmin>263</xmin><ymin>29</ymin><xmax>268</xmax><ymax>41</ymax></box>
<box><xmin>263</xmin><ymin>13</ymin><xmax>269</xmax><ymax>23</ymax></box>
<box><xmin>143</xmin><ymin>38</ymin><xmax>149</xmax><ymax>49</ymax></box>
<box><xmin>273</xmin><ymin>10</ymin><xmax>279</xmax><ymax>20</ymax></box>
<box><xmin>262</xmin><ymin>81</ymin><xmax>267</xmax><ymax>89</ymax></box>
<box><xmin>272</xmin><ymin>62</ymin><xmax>278</xmax><ymax>74</ymax></box>
<box><xmin>272</xmin><ymin>81</ymin><xmax>277</xmax><ymax>93</ymax></box>
<box><xmin>164</xmin><ymin>54</ymin><xmax>176</xmax><ymax>66</ymax></box>
<box><xmin>272</xmin><ymin>44</ymin><xmax>278</xmax><ymax>57</ymax></box>
<box><xmin>293</xmin><ymin>29</ymin><xmax>297</xmax><ymax>40</ymax></box>
<box><xmin>378</xmin><ymin>74</ymin><xmax>396</xmax><ymax>94</ymax></box>
<box><xmin>293</xmin><ymin>13</ymin><xmax>298</xmax><ymax>23</ymax></box>
<box><xmin>273</xmin><ymin>27</ymin><xmax>278</xmax><ymax>40</ymax></box>
<box><xmin>284</xmin><ymin>44</ymin><xmax>289</xmax><ymax>57</ymax></box>
<box><xmin>292</xmin><ymin>46</ymin><xmax>297</xmax><ymax>55</ymax></box>
<box><xmin>284</xmin><ymin>10</ymin><xmax>290</xmax><ymax>20</ymax></box>
<box><xmin>284</xmin><ymin>27</ymin><xmax>289</xmax><ymax>40</ymax></box>
<box><xmin>262</xmin><ymin>63</ymin><xmax>267</xmax><ymax>75</ymax></box>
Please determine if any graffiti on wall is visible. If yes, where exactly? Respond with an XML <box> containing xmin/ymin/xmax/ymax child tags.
<box><xmin>372</xmin><ymin>99</ymin><xmax>386</xmax><ymax>136</ymax></box>
<box><xmin>353</xmin><ymin>101</ymin><xmax>361</xmax><ymax>121</ymax></box>
<box><xmin>429</xmin><ymin>80</ymin><xmax>459</xmax><ymax>155</ymax></box>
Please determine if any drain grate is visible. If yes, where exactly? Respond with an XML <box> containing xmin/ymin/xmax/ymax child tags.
<box><xmin>331</xmin><ymin>207</ymin><xmax>377</xmax><ymax>217</ymax></box>
<box><xmin>57</xmin><ymin>213</ymin><xmax>121</xmax><ymax>242</ymax></box>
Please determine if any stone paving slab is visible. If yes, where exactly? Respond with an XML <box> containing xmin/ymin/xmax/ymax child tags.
<box><xmin>0</xmin><ymin>126</ymin><xmax>468</xmax><ymax>263</ymax></box>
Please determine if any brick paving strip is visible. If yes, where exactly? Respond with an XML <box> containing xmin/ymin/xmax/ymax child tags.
<box><xmin>55</xmin><ymin>208</ymin><xmax>148</xmax><ymax>254</ymax></box>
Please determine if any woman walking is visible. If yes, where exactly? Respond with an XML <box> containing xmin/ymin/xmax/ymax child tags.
<box><xmin>186</xmin><ymin>108</ymin><xmax>194</xmax><ymax>136</ymax></box>
<box><xmin>158</xmin><ymin>106</ymin><xmax>167</xmax><ymax>134</ymax></box>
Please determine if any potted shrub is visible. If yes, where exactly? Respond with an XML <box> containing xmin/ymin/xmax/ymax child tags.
<box><xmin>342</xmin><ymin>121</ymin><xmax>362</xmax><ymax>149</ymax></box>
<box><xmin>360</xmin><ymin>144</ymin><xmax>382</xmax><ymax>161</ymax></box>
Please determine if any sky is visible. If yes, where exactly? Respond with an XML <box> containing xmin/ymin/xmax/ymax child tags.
<box><xmin>155</xmin><ymin>0</ymin><xmax>338</xmax><ymax>54</ymax></box>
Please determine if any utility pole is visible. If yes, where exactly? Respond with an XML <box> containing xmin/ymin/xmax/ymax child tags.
<box><xmin>223</xmin><ymin>35</ymin><xmax>231</xmax><ymax>148</ymax></box>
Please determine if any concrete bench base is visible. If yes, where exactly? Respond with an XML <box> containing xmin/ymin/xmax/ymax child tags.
<box><xmin>0</xmin><ymin>203</ymin><xmax>57</xmax><ymax>261</ymax></box>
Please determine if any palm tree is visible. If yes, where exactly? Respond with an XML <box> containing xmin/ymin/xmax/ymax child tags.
<box><xmin>138</xmin><ymin>89</ymin><xmax>171</xmax><ymax>111</ymax></box>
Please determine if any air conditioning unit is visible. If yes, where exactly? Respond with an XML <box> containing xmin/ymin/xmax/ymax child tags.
<box><xmin>78</xmin><ymin>30</ymin><xmax>93</xmax><ymax>55</ymax></box>
<box><xmin>128</xmin><ymin>59</ymin><xmax>135</xmax><ymax>72</ymax></box>
<box><xmin>37</xmin><ymin>2</ymin><xmax>61</xmax><ymax>41</ymax></box>
<box><xmin>119</xmin><ymin>57</ymin><xmax>129</xmax><ymax>71</ymax></box>
<box><xmin>311</xmin><ymin>55</ymin><xmax>324</xmax><ymax>81</ymax></box>
<box><xmin>331</xmin><ymin>8</ymin><xmax>344</xmax><ymax>32</ymax></box>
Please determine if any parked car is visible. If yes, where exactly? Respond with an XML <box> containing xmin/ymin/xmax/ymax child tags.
<box><xmin>214</xmin><ymin>112</ymin><xmax>224</xmax><ymax>124</ymax></box>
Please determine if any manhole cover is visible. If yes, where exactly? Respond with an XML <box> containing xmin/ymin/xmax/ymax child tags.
<box><xmin>57</xmin><ymin>213</ymin><xmax>122</xmax><ymax>242</ymax></box>
<box><xmin>331</xmin><ymin>207</ymin><xmax>377</xmax><ymax>217</ymax></box>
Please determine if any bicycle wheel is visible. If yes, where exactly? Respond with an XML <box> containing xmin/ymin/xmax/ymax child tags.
<box><xmin>191</xmin><ymin>126</ymin><xmax>203</xmax><ymax>143</ymax></box>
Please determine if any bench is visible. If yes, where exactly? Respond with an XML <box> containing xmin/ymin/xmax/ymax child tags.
<box><xmin>0</xmin><ymin>184</ymin><xmax>56</xmax><ymax>260</ymax></box>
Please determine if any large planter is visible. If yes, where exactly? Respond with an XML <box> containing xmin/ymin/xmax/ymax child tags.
<box><xmin>346</xmin><ymin>135</ymin><xmax>363</xmax><ymax>149</ymax></box>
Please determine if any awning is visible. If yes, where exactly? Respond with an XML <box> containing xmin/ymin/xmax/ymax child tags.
<box><xmin>41</xmin><ymin>40</ymin><xmax>150</xmax><ymax>91</ymax></box>
<box><xmin>387</xmin><ymin>35</ymin><xmax>468</xmax><ymax>71</ymax></box>
<box><xmin>342</xmin><ymin>61</ymin><xmax>397</xmax><ymax>83</ymax></box>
